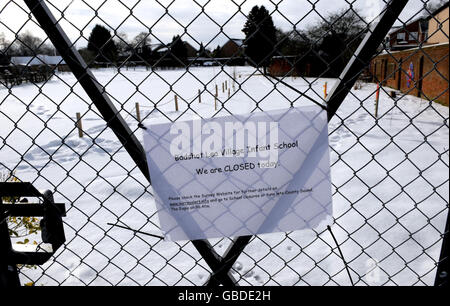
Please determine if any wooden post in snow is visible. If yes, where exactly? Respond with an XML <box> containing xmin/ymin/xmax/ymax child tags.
<box><xmin>375</xmin><ymin>84</ymin><xmax>381</xmax><ymax>118</ymax></box>
<box><xmin>135</xmin><ymin>102</ymin><xmax>141</xmax><ymax>123</ymax></box>
<box><xmin>76</xmin><ymin>112</ymin><xmax>83</xmax><ymax>138</ymax></box>
<box><xmin>175</xmin><ymin>95</ymin><xmax>179</xmax><ymax>112</ymax></box>
<box><xmin>215</xmin><ymin>94</ymin><xmax>218</xmax><ymax>111</ymax></box>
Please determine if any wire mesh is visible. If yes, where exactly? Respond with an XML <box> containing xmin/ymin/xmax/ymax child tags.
<box><xmin>0</xmin><ymin>0</ymin><xmax>448</xmax><ymax>286</ymax></box>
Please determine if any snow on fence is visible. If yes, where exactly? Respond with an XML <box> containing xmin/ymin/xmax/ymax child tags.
<box><xmin>0</xmin><ymin>0</ymin><xmax>449</xmax><ymax>286</ymax></box>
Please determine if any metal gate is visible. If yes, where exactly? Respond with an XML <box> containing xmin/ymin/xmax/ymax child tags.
<box><xmin>0</xmin><ymin>0</ymin><xmax>448</xmax><ymax>286</ymax></box>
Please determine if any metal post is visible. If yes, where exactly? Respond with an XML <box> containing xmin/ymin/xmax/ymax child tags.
<box><xmin>435</xmin><ymin>209</ymin><xmax>449</xmax><ymax>287</ymax></box>
<box><xmin>0</xmin><ymin>197</ymin><xmax>20</xmax><ymax>288</ymax></box>
<box><xmin>326</xmin><ymin>0</ymin><xmax>408</xmax><ymax>121</ymax></box>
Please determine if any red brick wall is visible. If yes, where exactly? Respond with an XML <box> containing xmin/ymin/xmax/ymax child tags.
<box><xmin>268</xmin><ymin>58</ymin><xmax>297</xmax><ymax>76</ymax></box>
<box><xmin>370</xmin><ymin>43</ymin><xmax>449</xmax><ymax>106</ymax></box>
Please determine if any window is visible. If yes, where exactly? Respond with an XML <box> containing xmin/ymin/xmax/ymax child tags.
<box><xmin>410</xmin><ymin>32</ymin><xmax>419</xmax><ymax>41</ymax></box>
<box><xmin>387</xmin><ymin>63</ymin><xmax>396</xmax><ymax>79</ymax></box>
<box><xmin>397</xmin><ymin>32</ymin><xmax>406</xmax><ymax>41</ymax></box>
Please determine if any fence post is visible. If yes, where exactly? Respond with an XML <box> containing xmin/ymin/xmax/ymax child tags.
<box><xmin>215</xmin><ymin>84</ymin><xmax>218</xmax><ymax>97</ymax></box>
<box><xmin>76</xmin><ymin>112</ymin><xmax>83</xmax><ymax>138</ymax></box>
<box><xmin>135</xmin><ymin>102</ymin><xmax>141</xmax><ymax>123</ymax></box>
<box><xmin>324</xmin><ymin>82</ymin><xmax>328</xmax><ymax>99</ymax></box>
<box><xmin>175</xmin><ymin>95</ymin><xmax>179</xmax><ymax>112</ymax></box>
<box><xmin>198</xmin><ymin>89</ymin><xmax>201</xmax><ymax>103</ymax></box>
<box><xmin>435</xmin><ymin>210</ymin><xmax>449</xmax><ymax>286</ymax></box>
<box><xmin>375</xmin><ymin>84</ymin><xmax>381</xmax><ymax>118</ymax></box>
<box><xmin>0</xmin><ymin>197</ymin><xmax>21</xmax><ymax>288</ymax></box>
<box><xmin>214</xmin><ymin>94</ymin><xmax>217</xmax><ymax>111</ymax></box>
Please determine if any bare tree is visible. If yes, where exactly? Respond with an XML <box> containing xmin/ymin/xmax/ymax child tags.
<box><xmin>115</xmin><ymin>32</ymin><xmax>130</xmax><ymax>54</ymax></box>
<box><xmin>13</xmin><ymin>31</ymin><xmax>43</xmax><ymax>56</ymax></box>
<box><xmin>132</xmin><ymin>32</ymin><xmax>151</xmax><ymax>48</ymax></box>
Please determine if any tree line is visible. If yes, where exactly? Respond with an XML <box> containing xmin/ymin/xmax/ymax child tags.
<box><xmin>2</xmin><ymin>5</ymin><xmax>369</xmax><ymax>77</ymax></box>
<box><xmin>0</xmin><ymin>31</ymin><xmax>57</xmax><ymax>58</ymax></box>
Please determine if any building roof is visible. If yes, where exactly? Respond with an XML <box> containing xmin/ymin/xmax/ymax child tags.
<box><xmin>432</xmin><ymin>2</ymin><xmax>449</xmax><ymax>16</ymax></box>
<box><xmin>226</xmin><ymin>38</ymin><xmax>245</xmax><ymax>47</ymax></box>
<box><xmin>10</xmin><ymin>55</ymin><xmax>65</xmax><ymax>66</ymax></box>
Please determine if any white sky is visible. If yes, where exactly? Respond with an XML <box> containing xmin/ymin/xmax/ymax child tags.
<box><xmin>0</xmin><ymin>0</ymin><xmax>437</xmax><ymax>50</ymax></box>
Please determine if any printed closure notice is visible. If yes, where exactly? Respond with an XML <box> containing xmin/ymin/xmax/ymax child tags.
<box><xmin>143</xmin><ymin>106</ymin><xmax>332</xmax><ymax>241</ymax></box>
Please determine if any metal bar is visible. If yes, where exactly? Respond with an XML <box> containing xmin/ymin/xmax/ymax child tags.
<box><xmin>0</xmin><ymin>198</ymin><xmax>20</xmax><ymax>288</ymax></box>
<box><xmin>0</xmin><ymin>182</ymin><xmax>42</xmax><ymax>197</ymax></box>
<box><xmin>435</xmin><ymin>209</ymin><xmax>449</xmax><ymax>287</ymax></box>
<box><xmin>24</xmin><ymin>0</ymin><xmax>150</xmax><ymax>182</ymax></box>
<box><xmin>24</xmin><ymin>0</ymin><xmax>236</xmax><ymax>286</ymax></box>
<box><xmin>218</xmin><ymin>0</ymin><xmax>409</xmax><ymax>285</ymax></box>
<box><xmin>326</xmin><ymin>0</ymin><xmax>409</xmax><ymax>121</ymax></box>
<box><xmin>0</xmin><ymin>203</ymin><xmax>67</xmax><ymax>217</ymax></box>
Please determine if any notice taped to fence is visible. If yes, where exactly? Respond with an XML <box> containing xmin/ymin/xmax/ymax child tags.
<box><xmin>143</xmin><ymin>106</ymin><xmax>332</xmax><ymax>241</ymax></box>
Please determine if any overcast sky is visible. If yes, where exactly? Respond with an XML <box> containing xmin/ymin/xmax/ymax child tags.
<box><xmin>0</xmin><ymin>0</ymin><xmax>440</xmax><ymax>50</ymax></box>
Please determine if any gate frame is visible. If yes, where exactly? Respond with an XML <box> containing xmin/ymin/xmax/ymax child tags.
<box><xmin>18</xmin><ymin>0</ymin><xmax>448</xmax><ymax>287</ymax></box>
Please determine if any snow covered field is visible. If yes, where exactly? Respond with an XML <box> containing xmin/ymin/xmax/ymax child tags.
<box><xmin>0</xmin><ymin>66</ymin><xmax>448</xmax><ymax>285</ymax></box>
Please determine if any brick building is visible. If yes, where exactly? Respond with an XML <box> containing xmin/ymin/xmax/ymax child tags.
<box><xmin>370</xmin><ymin>3</ymin><xmax>449</xmax><ymax>106</ymax></box>
<box><xmin>370</xmin><ymin>43</ymin><xmax>448</xmax><ymax>106</ymax></box>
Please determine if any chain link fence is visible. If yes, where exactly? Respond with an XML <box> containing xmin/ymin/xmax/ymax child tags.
<box><xmin>0</xmin><ymin>0</ymin><xmax>448</xmax><ymax>286</ymax></box>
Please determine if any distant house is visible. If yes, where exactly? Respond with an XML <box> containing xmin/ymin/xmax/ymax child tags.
<box><xmin>427</xmin><ymin>3</ymin><xmax>449</xmax><ymax>45</ymax></box>
<box><xmin>388</xmin><ymin>17</ymin><xmax>429</xmax><ymax>51</ymax></box>
<box><xmin>386</xmin><ymin>3</ymin><xmax>449</xmax><ymax>51</ymax></box>
<box><xmin>10</xmin><ymin>55</ymin><xmax>68</xmax><ymax>71</ymax></box>
<box><xmin>218</xmin><ymin>39</ymin><xmax>245</xmax><ymax>58</ymax></box>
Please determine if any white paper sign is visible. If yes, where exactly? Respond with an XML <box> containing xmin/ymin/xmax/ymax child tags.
<box><xmin>143</xmin><ymin>106</ymin><xmax>332</xmax><ymax>241</ymax></box>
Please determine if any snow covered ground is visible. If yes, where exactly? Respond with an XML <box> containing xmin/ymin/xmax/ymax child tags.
<box><xmin>0</xmin><ymin>66</ymin><xmax>448</xmax><ymax>286</ymax></box>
